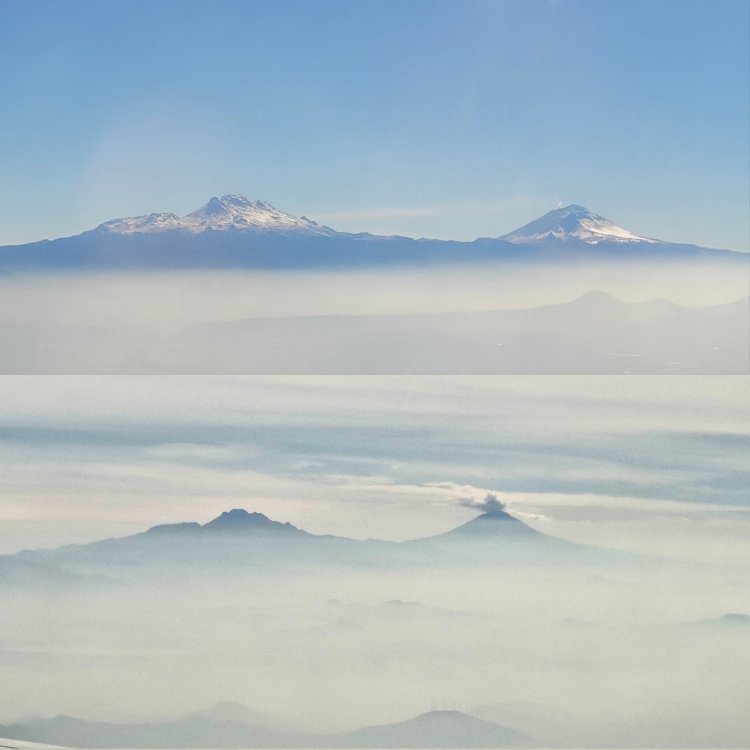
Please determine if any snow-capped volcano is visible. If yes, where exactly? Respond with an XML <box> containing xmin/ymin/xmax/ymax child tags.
<box><xmin>96</xmin><ymin>194</ymin><xmax>336</xmax><ymax>236</ymax></box>
<box><xmin>1</xmin><ymin>196</ymin><xmax>740</xmax><ymax>273</ymax></box>
<box><xmin>500</xmin><ymin>204</ymin><xmax>659</xmax><ymax>245</ymax></box>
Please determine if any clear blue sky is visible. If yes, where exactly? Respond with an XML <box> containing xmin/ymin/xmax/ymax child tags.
<box><xmin>1</xmin><ymin>0</ymin><xmax>748</xmax><ymax>249</ymax></box>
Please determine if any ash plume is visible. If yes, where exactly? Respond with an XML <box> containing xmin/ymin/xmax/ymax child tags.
<box><xmin>459</xmin><ymin>492</ymin><xmax>507</xmax><ymax>514</ymax></box>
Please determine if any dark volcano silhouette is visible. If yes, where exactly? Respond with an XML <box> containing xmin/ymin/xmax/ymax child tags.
<box><xmin>6</xmin><ymin>506</ymin><xmax>636</xmax><ymax>585</ymax></box>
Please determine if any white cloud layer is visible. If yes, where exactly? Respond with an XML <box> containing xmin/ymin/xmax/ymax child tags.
<box><xmin>0</xmin><ymin>376</ymin><xmax>747</xmax><ymax>562</ymax></box>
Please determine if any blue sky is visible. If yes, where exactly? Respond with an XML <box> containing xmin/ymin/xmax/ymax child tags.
<box><xmin>1</xmin><ymin>0</ymin><xmax>748</xmax><ymax>248</ymax></box>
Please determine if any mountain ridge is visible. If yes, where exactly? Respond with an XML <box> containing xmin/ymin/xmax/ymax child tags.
<box><xmin>161</xmin><ymin>291</ymin><xmax>748</xmax><ymax>375</ymax></box>
<box><xmin>0</xmin><ymin>198</ymin><xmax>743</xmax><ymax>270</ymax></box>
<box><xmin>20</xmin><ymin>507</ymin><xmax>548</xmax><ymax>550</ymax></box>
<box><xmin>96</xmin><ymin>194</ymin><xmax>337</xmax><ymax>238</ymax></box>
<box><xmin>0</xmin><ymin>708</ymin><xmax>533</xmax><ymax>748</ymax></box>
<box><xmin>2</xmin><ymin>506</ymin><xmax>641</xmax><ymax>588</ymax></box>
<box><xmin>15</xmin><ymin>507</ymin><xmax>540</xmax><ymax>555</ymax></box>
<box><xmin>499</xmin><ymin>203</ymin><xmax>658</xmax><ymax>245</ymax></box>
<box><xmin>0</xmin><ymin>291</ymin><xmax>745</xmax><ymax>374</ymax></box>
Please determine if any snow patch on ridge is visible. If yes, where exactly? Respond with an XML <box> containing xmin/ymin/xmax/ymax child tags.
<box><xmin>500</xmin><ymin>204</ymin><xmax>660</xmax><ymax>245</ymax></box>
<box><xmin>97</xmin><ymin>194</ymin><xmax>337</xmax><ymax>237</ymax></box>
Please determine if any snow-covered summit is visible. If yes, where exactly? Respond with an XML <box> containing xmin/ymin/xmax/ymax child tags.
<box><xmin>97</xmin><ymin>212</ymin><xmax>184</xmax><ymax>234</ymax></box>
<box><xmin>97</xmin><ymin>194</ymin><xmax>336</xmax><ymax>236</ymax></box>
<box><xmin>500</xmin><ymin>204</ymin><xmax>659</xmax><ymax>245</ymax></box>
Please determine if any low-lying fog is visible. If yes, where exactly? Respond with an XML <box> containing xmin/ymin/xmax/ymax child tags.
<box><xmin>1</xmin><ymin>262</ymin><xmax>745</xmax><ymax>326</ymax></box>
<box><xmin>3</xmin><ymin>560</ymin><xmax>749</xmax><ymax>747</ymax></box>
<box><xmin>1</xmin><ymin>376</ymin><xmax>748</xmax><ymax>746</ymax></box>
<box><xmin>0</xmin><ymin>261</ymin><xmax>746</xmax><ymax>373</ymax></box>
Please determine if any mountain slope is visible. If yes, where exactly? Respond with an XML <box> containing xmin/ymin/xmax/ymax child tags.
<box><xmin>0</xmin><ymin>555</ymin><xmax>111</xmax><ymax>589</ymax></box>
<box><xmin>97</xmin><ymin>195</ymin><xmax>336</xmax><ymax>237</ymax></box>
<box><xmin>1</xmin><ymin>292</ymin><xmax>745</xmax><ymax>374</ymax></box>
<box><xmin>499</xmin><ymin>204</ymin><xmax>658</xmax><ymax>245</ymax></box>
<box><xmin>9</xmin><ymin>506</ymin><xmax>618</xmax><ymax>584</ymax></box>
<box><xmin>0</xmin><ymin>710</ymin><xmax>532</xmax><ymax>748</ymax></box>
<box><xmin>336</xmin><ymin>710</ymin><xmax>532</xmax><ymax>748</ymax></box>
<box><xmin>15</xmin><ymin>509</ymin><xmax>372</xmax><ymax>575</ymax></box>
<box><xmin>404</xmin><ymin>508</ymin><xmax>613</xmax><ymax>565</ymax></box>
<box><xmin>0</xmin><ymin>198</ymin><xmax>743</xmax><ymax>270</ymax></box>
<box><xmin>157</xmin><ymin>293</ymin><xmax>749</xmax><ymax>374</ymax></box>
<box><xmin>427</xmin><ymin>507</ymin><xmax>543</xmax><ymax>541</ymax></box>
<box><xmin>0</xmin><ymin>714</ymin><xmax>298</xmax><ymax>749</ymax></box>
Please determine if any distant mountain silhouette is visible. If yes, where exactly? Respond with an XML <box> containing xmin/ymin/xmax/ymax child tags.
<box><xmin>670</xmin><ymin>612</ymin><xmax>750</xmax><ymax>631</ymax></box>
<box><xmin>408</xmin><ymin>508</ymin><xmax>611</xmax><ymax>565</ymax></box>
<box><xmin>0</xmin><ymin>708</ymin><xmax>532</xmax><ymax>748</ymax></box>
<box><xmin>498</xmin><ymin>204</ymin><xmax>656</xmax><ymax>245</ymax></box>
<box><xmin>0</xmin><ymin>713</ymin><xmax>296</xmax><ymax>749</ymax></box>
<box><xmin>715</xmin><ymin>612</ymin><xmax>750</xmax><ymax>626</ymax></box>
<box><xmin>4</xmin><ymin>291</ymin><xmax>744</xmax><ymax>375</ymax></box>
<box><xmin>0</xmin><ymin>555</ymin><xmax>111</xmax><ymax>589</ymax></box>
<box><xmin>429</xmin><ymin>508</ymin><xmax>543</xmax><ymax>540</ymax></box>
<box><xmin>0</xmin><ymin>197</ymin><xmax>743</xmax><ymax>271</ymax></box>
<box><xmin>3</xmin><ymin>507</ymin><xmax>632</xmax><ymax>588</ymax></box>
<box><xmin>10</xmin><ymin>509</ymin><xmax>363</xmax><ymax>576</ymax></box>
<box><xmin>336</xmin><ymin>710</ymin><xmax>533</xmax><ymax>748</ymax></box>
<box><xmin>147</xmin><ymin>508</ymin><xmax>311</xmax><ymax>536</ymax></box>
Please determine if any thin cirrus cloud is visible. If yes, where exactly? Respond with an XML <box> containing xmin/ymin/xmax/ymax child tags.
<box><xmin>310</xmin><ymin>194</ymin><xmax>555</xmax><ymax>237</ymax></box>
<box><xmin>312</xmin><ymin>206</ymin><xmax>438</xmax><ymax>223</ymax></box>
<box><xmin>0</xmin><ymin>376</ymin><xmax>747</xmax><ymax>558</ymax></box>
